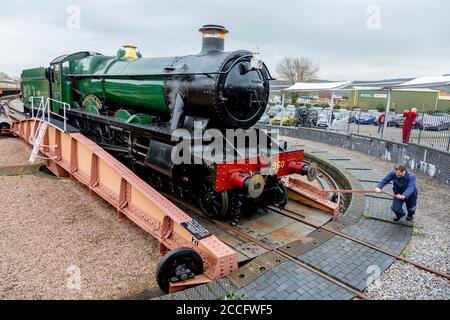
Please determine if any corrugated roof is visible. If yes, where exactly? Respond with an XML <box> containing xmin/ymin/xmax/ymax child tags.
<box><xmin>282</xmin><ymin>76</ymin><xmax>450</xmax><ymax>92</ymax></box>
<box><xmin>284</xmin><ymin>81</ymin><xmax>352</xmax><ymax>91</ymax></box>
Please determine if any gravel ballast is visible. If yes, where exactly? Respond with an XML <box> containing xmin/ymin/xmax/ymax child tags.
<box><xmin>0</xmin><ymin>138</ymin><xmax>43</xmax><ymax>166</ymax></box>
<box><xmin>283</xmin><ymin>136</ymin><xmax>449</xmax><ymax>300</ymax></box>
<box><xmin>0</xmin><ymin>138</ymin><xmax>161</xmax><ymax>299</ymax></box>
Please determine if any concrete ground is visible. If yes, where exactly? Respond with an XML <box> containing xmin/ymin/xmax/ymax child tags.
<box><xmin>282</xmin><ymin>136</ymin><xmax>449</xmax><ymax>300</ymax></box>
<box><xmin>0</xmin><ymin>138</ymin><xmax>161</xmax><ymax>299</ymax></box>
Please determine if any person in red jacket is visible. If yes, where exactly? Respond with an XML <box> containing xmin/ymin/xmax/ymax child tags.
<box><xmin>402</xmin><ymin>109</ymin><xmax>410</xmax><ymax>143</ymax></box>
<box><xmin>402</xmin><ymin>108</ymin><xmax>417</xmax><ymax>143</ymax></box>
<box><xmin>377</xmin><ymin>113</ymin><xmax>385</xmax><ymax>133</ymax></box>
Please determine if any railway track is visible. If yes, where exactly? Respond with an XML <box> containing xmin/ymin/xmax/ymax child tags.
<box><xmin>161</xmin><ymin>166</ymin><xmax>449</xmax><ymax>299</ymax></box>
<box><xmin>162</xmin><ymin>190</ymin><xmax>368</xmax><ymax>299</ymax></box>
<box><xmin>0</xmin><ymin>94</ymin><xmax>20</xmax><ymax>102</ymax></box>
<box><xmin>0</xmin><ymin>94</ymin><xmax>22</xmax><ymax>131</ymax></box>
<box><xmin>269</xmin><ymin>206</ymin><xmax>450</xmax><ymax>281</ymax></box>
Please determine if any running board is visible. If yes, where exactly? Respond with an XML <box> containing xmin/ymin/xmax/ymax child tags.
<box><xmin>281</xmin><ymin>176</ymin><xmax>340</xmax><ymax>221</ymax></box>
<box><xmin>12</xmin><ymin>119</ymin><xmax>238</xmax><ymax>287</ymax></box>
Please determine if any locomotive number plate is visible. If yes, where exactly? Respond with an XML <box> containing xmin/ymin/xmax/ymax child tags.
<box><xmin>181</xmin><ymin>219</ymin><xmax>211</xmax><ymax>241</ymax></box>
<box><xmin>272</xmin><ymin>161</ymin><xmax>286</xmax><ymax>170</ymax></box>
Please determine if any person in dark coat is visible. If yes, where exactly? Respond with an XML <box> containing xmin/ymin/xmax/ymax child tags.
<box><xmin>375</xmin><ymin>163</ymin><xmax>418</xmax><ymax>222</ymax></box>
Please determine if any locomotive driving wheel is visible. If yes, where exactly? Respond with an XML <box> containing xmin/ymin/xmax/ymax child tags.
<box><xmin>198</xmin><ymin>177</ymin><xmax>229</xmax><ymax>219</ymax></box>
<box><xmin>156</xmin><ymin>247</ymin><xmax>204</xmax><ymax>293</ymax></box>
<box><xmin>90</xmin><ymin>122</ymin><xmax>108</xmax><ymax>144</ymax></box>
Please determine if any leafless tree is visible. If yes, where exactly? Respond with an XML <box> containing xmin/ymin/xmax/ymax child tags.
<box><xmin>0</xmin><ymin>72</ymin><xmax>19</xmax><ymax>82</ymax></box>
<box><xmin>276</xmin><ymin>57</ymin><xmax>320</xmax><ymax>84</ymax></box>
<box><xmin>0</xmin><ymin>71</ymin><xmax>13</xmax><ymax>80</ymax></box>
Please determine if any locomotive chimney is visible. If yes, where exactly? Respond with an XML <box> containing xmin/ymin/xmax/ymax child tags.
<box><xmin>199</xmin><ymin>24</ymin><xmax>229</xmax><ymax>54</ymax></box>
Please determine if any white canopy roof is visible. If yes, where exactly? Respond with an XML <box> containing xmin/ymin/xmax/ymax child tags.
<box><xmin>283</xmin><ymin>76</ymin><xmax>450</xmax><ymax>92</ymax></box>
<box><xmin>283</xmin><ymin>81</ymin><xmax>351</xmax><ymax>92</ymax></box>
<box><xmin>351</xmin><ymin>86</ymin><xmax>440</xmax><ymax>92</ymax></box>
<box><xmin>386</xmin><ymin>76</ymin><xmax>450</xmax><ymax>89</ymax></box>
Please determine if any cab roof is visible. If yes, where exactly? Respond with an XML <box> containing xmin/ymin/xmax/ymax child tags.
<box><xmin>50</xmin><ymin>51</ymin><xmax>102</xmax><ymax>64</ymax></box>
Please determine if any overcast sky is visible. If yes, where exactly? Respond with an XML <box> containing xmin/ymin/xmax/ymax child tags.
<box><xmin>0</xmin><ymin>0</ymin><xmax>448</xmax><ymax>80</ymax></box>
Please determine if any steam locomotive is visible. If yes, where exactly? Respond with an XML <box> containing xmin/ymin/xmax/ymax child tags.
<box><xmin>21</xmin><ymin>25</ymin><xmax>315</xmax><ymax>221</ymax></box>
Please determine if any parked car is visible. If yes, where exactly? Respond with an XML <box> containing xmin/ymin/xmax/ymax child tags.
<box><xmin>415</xmin><ymin>114</ymin><xmax>450</xmax><ymax>131</ymax></box>
<box><xmin>385</xmin><ymin>111</ymin><xmax>397</xmax><ymax>121</ymax></box>
<box><xmin>271</xmin><ymin>111</ymin><xmax>297</xmax><ymax>126</ymax></box>
<box><xmin>316</xmin><ymin>112</ymin><xmax>329</xmax><ymax>128</ymax></box>
<box><xmin>432</xmin><ymin>112</ymin><xmax>450</xmax><ymax>119</ymax></box>
<box><xmin>286</xmin><ymin>105</ymin><xmax>297</xmax><ymax>114</ymax></box>
<box><xmin>330</xmin><ymin>117</ymin><xmax>352</xmax><ymax>130</ymax></box>
<box><xmin>387</xmin><ymin>115</ymin><xmax>405</xmax><ymax>127</ymax></box>
<box><xmin>431</xmin><ymin>112</ymin><xmax>450</xmax><ymax>128</ymax></box>
<box><xmin>258</xmin><ymin>113</ymin><xmax>270</xmax><ymax>124</ymax></box>
<box><xmin>375</xmin><ymin>112</ymin><xmax>396</xmax><ymax>126</ymax></box>
<box><xmin>335</xmin><ymin>111</ymin><xmax>351</xmax><ymax>122</ymax></box>
<box><xmin>345</xmin><ymin>111</ymin><xmax>358</xmax><ymax>123</ymax></box>
<box><xmin>268</xmin><ymin>105</ymin><xmax>284</xmax><ymax>118</ymax></box>
<box><xmin>355</xmin><ymin>113</ymin><xmax>377</xmax><ymax>125</ymax></box>
<box><xmin>387</xmin><ymin>115</ymin><xmax>420</xmax><ymax>129</ymax></box>
<box><xmin>295</xmin><ymin>108</ymin><xmax>319</xmax><ymax>127</ymax></box>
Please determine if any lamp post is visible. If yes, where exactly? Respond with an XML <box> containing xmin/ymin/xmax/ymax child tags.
<box><xmin>381</xmin><ymin>89</ymin><xmax>391</xmax><ymax>139</ymax></box>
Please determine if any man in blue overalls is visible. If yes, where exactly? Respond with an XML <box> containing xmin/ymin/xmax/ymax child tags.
<box><xmin>375</xmin><ymin>163</ymin><xmax>418</xmax><ymax>222</ymax></box>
